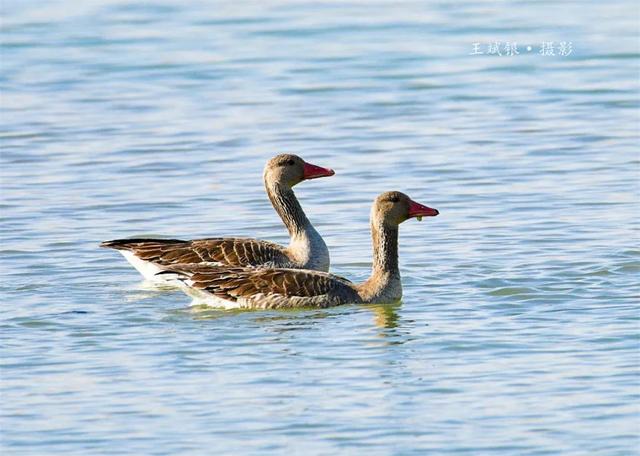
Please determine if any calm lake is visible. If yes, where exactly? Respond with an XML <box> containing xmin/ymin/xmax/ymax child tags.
<box><xmin>1</xmin><ymin>1</ymin><xmax>639</xmax><ymax>454</ymax></box>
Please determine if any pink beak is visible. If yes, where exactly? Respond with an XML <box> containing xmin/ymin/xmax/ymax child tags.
<box><xmin>302</xmin><ymin>162</ymin><xmax>335</xmax><ymax>180</ymax></box>
<box><xmin>408</xmin><ymin>199</ymin><xmax>439</xmax><ymax>218</ymax></box>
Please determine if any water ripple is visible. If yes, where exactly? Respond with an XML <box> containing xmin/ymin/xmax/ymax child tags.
<box><xmin>1</xmin><ymin>1</ymin><xmax>638</xmax><ymax>455</ymax></box>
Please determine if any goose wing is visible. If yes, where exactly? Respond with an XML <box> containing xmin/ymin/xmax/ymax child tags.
<box><xmin>100</xmin><ymin>237</ymin><xmax>290</xmax><ymax>268</ymax></box>
<box><xmin>161</xmin><ymin>264</ymin><xmax>360</xmax><ymax>309</ymax></box>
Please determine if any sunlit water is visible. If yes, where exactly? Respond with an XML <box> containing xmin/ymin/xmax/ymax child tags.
<box><xmin>2</xmin><ymin>1</ymin><xmax>639</xmax><ymax>454</ymax></box>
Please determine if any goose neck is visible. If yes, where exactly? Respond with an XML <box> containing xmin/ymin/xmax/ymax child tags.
<box><xmin>265</xmin><ymin>182</ymin><xmax>310</xmax><ymax>237</ymax></box>
<box><xmin>357</xmin><ymin>221</ymin><xmax>402</xmax><ymax>303</ymax></box>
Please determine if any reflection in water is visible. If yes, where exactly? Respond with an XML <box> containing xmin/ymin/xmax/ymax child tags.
<box><xmin>184</xmin><ymin>303</ymin><xmax>402</xmax><ymax>335</ymax></box>
<box><xmin>176</xmin><ymin>304</ymin><xmax>245</xmax><ymax>321</ymax></box>
<box><xmin>123</xmin><ymin>280</ymin><xmax>182</xmax><ymax>303</ymax></box>
<box><xmin>168</xmin><ymin>302</ymin><xmax>403</xmax><ymax>336</ymax></box>
<box><xmin>136</xmin><ymin>280</ymin><xmax>180</xmax><ymax>292</ymax></box>
<box><xmin>366</xmin><ymin>303</ymin><xmax>401</xmax><ymax>329</ymax></box>
<box><xmin>254</xmin><ymin>310</ymin><xmax>333</xmax><ymax>333</ymax></box>
<box><xmin>169</xmin><ymin>305</ymin><xmax>336</xmax><ymax>328</ymax></box>
<box><xmin>161</xmin><ymin>304</ymin><xmax>232</xmax><ymax>322</ymax></box>
<box><xmin>364</xmin><ymin>303</ymin><xmax>418</xmax><ymax>346</ymax></box>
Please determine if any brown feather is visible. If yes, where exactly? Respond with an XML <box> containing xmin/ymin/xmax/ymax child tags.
<box><xmin>101</xmin><ymin>238</ymin><xmax>290</xmax><ymax>268</ymax></box>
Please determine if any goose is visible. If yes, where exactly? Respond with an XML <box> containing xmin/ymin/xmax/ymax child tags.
<box><xmin>101</xmin><ymin>154</ymin><xmax>335</xmax><ymax>281</ymax></box>
<box><xmin>159</xmin><ymin>191</ymin><xmax>439</xmax><ymax>309</ymax></box>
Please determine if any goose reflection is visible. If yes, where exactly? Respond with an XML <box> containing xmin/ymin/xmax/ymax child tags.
<box><xmin>366</xmin><ymin>303</ymin><xmax>401</xmax><ymax>329</ymax></box>
<box><xmin>171</xmin><ymin>302</ymin><xmax>403</xmax><ymax>336</ymax></box>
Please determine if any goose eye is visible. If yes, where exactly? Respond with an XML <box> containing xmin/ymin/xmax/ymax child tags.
<box><xmin>389</xmin><ymin>196</ymin><xmax>399</xmax><ymax>203</ymax></box>
<box><xmin>286</xmin><ymin>159</ymin><xmax>295</xmax><ymax>166</ymax></box>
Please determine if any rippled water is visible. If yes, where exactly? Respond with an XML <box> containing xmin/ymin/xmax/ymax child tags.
<box><xmin>2</xmin><ymin>1</ymin><xmax>639</xmax><ymax>454</ymax></box>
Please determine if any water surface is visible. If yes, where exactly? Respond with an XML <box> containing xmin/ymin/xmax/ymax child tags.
<box><xmin>1</xmin><ymin>1</ymin><xmax>639</xmax><ymax>454</ymax></box>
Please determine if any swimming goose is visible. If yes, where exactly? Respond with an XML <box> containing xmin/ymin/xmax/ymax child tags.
<box><xmin>159</xmin><ymin>191</ymin><xmax>439</xmax><ymax>309</ymax></box>
<box><xmin>101</xmin><ymin>154</ymin><xmax>335</xmax><ymax>280</ymax></box>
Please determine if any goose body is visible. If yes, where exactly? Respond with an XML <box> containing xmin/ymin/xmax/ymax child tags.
<box><xmin>161</xmin><ymin>192</ymin><xmax>439</xmax><ymax>309</ymax></box>
<box><xmin>101</xmin><ymin>154</ymin><xmax>334</xmax><ymax>281</ymax></box>
<box><xmin>159</xmin><ymin>265</ymin><xmax>360</xmax><ymax>309</ymax></box>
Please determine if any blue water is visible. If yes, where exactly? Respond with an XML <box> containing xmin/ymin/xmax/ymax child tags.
<box><xmin>1</xmin><ymin>1</ymin><xmax>639</xmax><ymax>454</ymax></box>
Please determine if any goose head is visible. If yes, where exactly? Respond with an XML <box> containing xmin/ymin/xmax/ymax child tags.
<box><xmin>264</xmin><ymin>154</ymin><xmax>335</xmax><ymax>188</ymax></box>
<box><xmin>371</xmin><ymin>191</ymin><xmax>439</xmax><ymax>227</ymax></box>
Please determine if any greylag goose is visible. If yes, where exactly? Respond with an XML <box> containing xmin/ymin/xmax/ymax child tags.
<box><xmin>159</xmin><ymin>191</ymin><xmax>439</xmax><ymax>309</ymax></box>
<box><xmin>101</xmin><ymin>154</ymin><xmax>335</xmax><ymax>281</ymax></box>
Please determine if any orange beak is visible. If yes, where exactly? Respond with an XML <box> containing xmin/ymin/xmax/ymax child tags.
<box><xmin>408</xmin><ymin>199</ymin><xmax>439</xmax><ymax>219</ymax></box>
<box><xmin>302</xmin><ymin>162</ymin><xmax>335</xmax><ymax>180</ymax></box>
